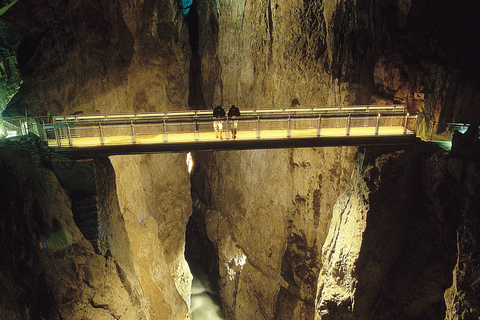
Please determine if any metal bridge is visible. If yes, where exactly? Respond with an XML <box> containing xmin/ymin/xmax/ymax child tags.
<box><xmin>2</xmin><ymin>105</ymin><xmax>418</xmax><ymax>157</ymax></box>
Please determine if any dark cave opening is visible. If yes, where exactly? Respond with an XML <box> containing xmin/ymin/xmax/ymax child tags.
<box><xmin>185</xmin><ymin>208</ymin><xmax>220</xmax><ymax>291</ymax></box>
<box><xmin>185</xmin><ymin>182</ymin><xmax>220</xmax><ymax>292</ymax></box>
<box><xmin>185</xmin><ymin>152</ymin><xmax>224</xmax><ymax>317</ymax></box>
<box><xmin>185</xmin><ymin>208</ymin><xmax>225</xmax><ymax>319</ymax></box>
<box><xmin>184</xmin><ymin>0</ymin><xmax>206</xmax><ymax>109</ymax></box>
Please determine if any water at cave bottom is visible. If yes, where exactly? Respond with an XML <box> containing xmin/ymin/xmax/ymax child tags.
<box><xmin>190</xmin><ymin>264</ymin><xmax>225</xmax><ymax>320</ymax></box>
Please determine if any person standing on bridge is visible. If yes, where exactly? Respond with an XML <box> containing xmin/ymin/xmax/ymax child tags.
<box><xmin>213</xmin><ymin>105</ymin><xmax>225</xmax><ymax>139</ymax></box>
<box><xmin>228</xmin><ymin>105</ymin><xmax>241</xmax><ymax>139</ymax></box>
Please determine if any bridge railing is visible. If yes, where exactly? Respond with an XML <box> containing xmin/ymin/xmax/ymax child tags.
<box><xmin>50</xmin><ymin>104</ymin><xmax>406</xmax><ymax>123</ymax></box>
<box><xmin>44</xmin><ymin>109</ymin><xmax>417</xmax><ymax>148</ymax></box>
<box><xmin>0</xmin><ymin>116</ymin><xmax>46</xmax><ymax>138</ymax></box>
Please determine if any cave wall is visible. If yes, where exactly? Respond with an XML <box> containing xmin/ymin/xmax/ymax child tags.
<box><xmin>0</xmin><ymin>137</ymin><xmax>149</xmax><ymax>319</ymax></box>
<box><xmin>1</xmin><ymin>0</ymin><xmax>480</xmax><ymax>319</ymax></box>
<box><xmin>2</xmin><ymin>0</ymin><xmax>190</xmax><ymax>115</ymax></box>
<box><xmin>197</xmin><ymin>0</ymin><xmax>350</xmax><ymax>109</ymax></box>
<box><xmin>315</xmin><ymin>147</ymin><xmax>460</xmax><ymax>319</ymax></box>
<box><xmin>190</xmin><ymin>147</ymin><xmax>357</xmax><ymax>318</ymax></box>
<box><xmin>110</xmin><ymin>153</ymin><xmax>193</xmax><ymax>319</ymax></box>
<box><xmin>0</xmin><ymin>17</ymin><xmax>21</xmax><ymax>114</ymax></box>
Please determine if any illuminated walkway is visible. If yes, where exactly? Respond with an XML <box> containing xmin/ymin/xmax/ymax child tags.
<box><xmin>38</xmin><ymin>105</ymin><xmax>417</xmax><ymax>157</ymax></box>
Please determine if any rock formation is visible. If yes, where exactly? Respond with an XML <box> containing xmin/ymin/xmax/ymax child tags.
<box><xmin>0</xmin><ymin>137</ymin><xmax>150</xmax><ymax>319</ymax></box>
<box><xmin>190</xmin><ymin>147</ymin><xmax>358</xmax><ymax>318</ymax></box>
<box><xmin>110</xmin><ymin>153</ymin><xmax>193</xmax><ymax>319</ymax></box>
<box><xmin>0</xmin><ymin>4</ymin><xmax>21</xmax><ymax>114</ymax></box>
<box><xmin>2</xmin><ymin>0</ymin><xmax>190</xmax><ymax>116</ymax></box>
<box><xmin>0</xmin><ymin>0</ymin><xmax>480</xmax><ymax>319</ymax></box>
<box><xmin>316</xmin><ymin>146</ymin><xmax>460</xmax><ymax>319</ymax></box>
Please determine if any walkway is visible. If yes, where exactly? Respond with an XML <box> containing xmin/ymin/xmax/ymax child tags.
<box><xmin>40</xmin><ymin>105</ymin><xmax>417</xmax><ymax>157</ymax></box>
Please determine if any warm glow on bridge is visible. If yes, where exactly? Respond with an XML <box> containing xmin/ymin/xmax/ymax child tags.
<box><xmin>41</xmin><ymin>105</ymin><xmax>417</xmax><ymax>155</ymax></box>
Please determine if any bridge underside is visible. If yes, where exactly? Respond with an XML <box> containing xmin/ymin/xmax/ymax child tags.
<box><xmin>52</xmin><ymin>135</ymin><xmax>419</xmax><ymax>159</ymax></box>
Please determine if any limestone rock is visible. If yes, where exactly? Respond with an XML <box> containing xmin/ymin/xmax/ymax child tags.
<box><xmin>3</xmin><ymin>0</ymin><xmax>190</xmax><ymax>115</ymax></box>
<box><xmin>0</xmin><ymin>19</ymin><xmax>22</xmax><ymax>113</ymax></box>
<box><xmin>191</xmin><ymin>147</ymin><xmax>358</xmax><ymax>319</ymax></box>
<box><xmin>0</xmin><ymin>137</ymin><xmax>148</xmax><ymax>319</ymax></box>
<box><xmin>110</xmin><ymin>153</ymin><xmax>193</xmax><ymax>319</ymax></box>
<box><xmin>315</xmin><ymin>145</ymin><xmax>480</xmax><ymax>319</ymax></box>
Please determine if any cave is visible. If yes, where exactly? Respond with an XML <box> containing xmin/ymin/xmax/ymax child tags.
<box><xmin>1</xmin><ymin>0</ymin><xmax>480</xmax><ymax>319</ymax></box>
<box><xmin>185</xmin><ymin>151</ymin><xmax>225</xmax><ymax>318</ymax></box>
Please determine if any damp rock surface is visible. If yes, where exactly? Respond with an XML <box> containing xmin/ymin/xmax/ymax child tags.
<box><xmin>190</xmin><ymin>147</ymin><xmax>358</xmax><ymax>319</ymax></box>
<box><xmin>110</xmin><ymin>153</ymin><xmax>193</xmax><ymax>319</ymax></box>
<box><xmin>0</xmin><ymin>137</ymin><xmax>149</xmax><ymax>319</ymax></box>
<box><xmin>315</xmin><ymin>145</ymin><xmax>480</xmax><ymax>320</ymax></box>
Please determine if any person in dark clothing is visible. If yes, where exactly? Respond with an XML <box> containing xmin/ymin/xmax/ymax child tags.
<box><xmin>228</xmin><ymin>105</ymin><xmax>241</xmax><ymax>139</ymax></box>
<box><xmin>213</xmin><ymin>105</ymin><xmax>225</xmax><ymax>139</ymax></box>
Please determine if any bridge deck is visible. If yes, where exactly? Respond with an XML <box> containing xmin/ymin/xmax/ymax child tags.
<box><xmin>48</xmin><ymin>121</ymin><xmax>416</xmax><ymax>158</ymax></box>
<box><xmin>2</xmin><ymin>105</ymin><xmax>418</xmax><ymax>157</ymax></box>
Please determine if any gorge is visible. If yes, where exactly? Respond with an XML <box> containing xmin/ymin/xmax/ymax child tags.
<box><xmin>1</xmin><ymin>0</ymin><xmax>480</xmax><ymax>319</ymax></box>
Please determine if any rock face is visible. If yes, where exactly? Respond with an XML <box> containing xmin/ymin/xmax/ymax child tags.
<box><xmin>0</xmin><ymin>16</ymin><xmax>21</xmax><ymax>114</ymax></box>
<box><xmin>2</xmin><ymin>0</ymin><xmax>190</xmax><ymax>115</ymax></box>
<box><xmin>110</xmin><ymin>154</ymin><xmax>193</xmax><ymax>319</ymax></box>
<box><xmin>0</xmin><ymin>137</ymin><xmax>194</xmax><ymax>320</ymax></box>
<box><xmin>1</xmin><ymin>0</ymin><xmax>480</xmax><ymax>320</ymax></box>
<box><xmin>190</xmin><ymin>147</ymin><xmax>358</xmax><ymax>318</ymax></box>
<box><xmin>0</xmin><ymin>137</ymin><xmax>149</xmax><ymax>319</ymax></box>
<box><xmin>315</xmin><ymin>147</ymin><xmax>458</xmax><ymax>319</ymax></box>
<box><xmin>314</xmin><ymin>141</ymin><xmax>480</xmax><ymax>320</ymax></box>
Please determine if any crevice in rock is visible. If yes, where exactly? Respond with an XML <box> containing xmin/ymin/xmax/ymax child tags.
<box><xmin>184</xmin><ymin>0</ymin><xmax>206</xmax><ymax>109</ymax></box>
<box><xmin>186</xmin><ymin>152</ymin><xmax>225</xmax><ymax>318</ymax></box>
<box><xmin>70</xmin><ymin>190</ymin><xmax>99</xmax><ymax>248</ymax></box>
<box><xmin>185</xmin><ymin>194</ymin><xmax>220</xmax><ymax>293</ymax></box>
<box><xmin>50</xmin><ymin>157</ymin><xmax>100</xmax><ymax>252</ymax></box>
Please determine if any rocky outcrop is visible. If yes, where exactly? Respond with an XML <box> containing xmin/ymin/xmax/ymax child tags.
<box><xmin>110</xmin><ymin>153</ymin><xmax>193</xmax><ymax>319</ymax></box>
<box><xmin>443</xmin><ymin>132</ymin><xmax>480</xmax><ymax>320</ymax></box>
<box><xmin>0</xmin><ymin>136</ymin><xmax>149</xmax><ymax>319</ymax></box>
<box><xmin>0</xmin><ymin>138</ymin><xmax>197</xmax><ymax>320</ymax></box>
<box><xmin>0</xmin><ymin>17</ymin><xmax>21</xmax><ymax>114</ymax></box>
<box><xmin>190</xmin><ymin>147</ymin><xmax>358</xmax><ymax>319</ymax></box>
<box><xmin>315</xmin><ymin>144</ymin><xmax>480</xmax><ymax>320</ymax></box>
<box><xmin>2</xmin><ymin>0</ymin><xmax>190</xmax><ymax>116</ymax></box>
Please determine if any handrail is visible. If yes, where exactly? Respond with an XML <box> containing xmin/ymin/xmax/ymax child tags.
<box><xmin>44</xmin><ymin>111</ymin><xmax>417</xmax><ymax>149</ymax></box>
<box><xmin>2</xmin><ymin>105</ymin><xmax>418</xmax><ymax>153</ymax></box>
<box><xmin>50</xmin><ymin>104</ymin><xmax>406</xmax><ymax>122</ymax></box>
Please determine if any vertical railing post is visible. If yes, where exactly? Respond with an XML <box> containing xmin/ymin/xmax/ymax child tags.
<box><xmin>131</xmin><ymin>121</ymin><xmax>136</xmax><ymax>144</ymax></box>
<box><xmin>256</xmin><ymin>117</ymin><xmax>260</xmax><ymax>139</ymax></box>
<box><xmin>99</xmin><ymin>123</ymin><xmax>105</xmax><ymax>146</ymax></box>
<box><xmin>346</xmin><ymin>114</ymin><xmax>351</xmax><ymax>136</ymax></box>
<box><xmin>287</xmin><ymin>116</ymin><xmax>291</xmax><ymax>138</ymax></box>
<box><xmin>375</xmin><ymin>114</ymin><xmax>380</xmax><ymax>135</ymax></box>
<box><xmin>403</xmin><ymin>113</ymin><xmax>409</xmax><ymax>135</ymax></box>
<box><xmin>163</xmin><ymin>118</ymin><xmax>168</xmax><ymax>143</ymax></box>
<box><xmin>226</xmin><ymin>119</ymin><xmax>230</xmax><ymax>140</ymax></box>
<box><xmin>54</xmin><ymin>122</ymin><xmax>61</xmax><ymax>147</ymax></box>
<box><xmin>194</xmin><ymin>118</ymin><xmax>199</xmax><ymax>141</ymax></box>
<box><xmin>415</xmin><ymin>115</ymin><xmax>419</xmax><ymax>136</ymax></box>
<box><xmin>317</xmin><ymin>116</ymin><xmax>321</xmax><ymax>137</ymax></box>
<box><xmin>66</xmin><ymin>123</ymin><xmax>73</xmax><ymax>147</ymax></box>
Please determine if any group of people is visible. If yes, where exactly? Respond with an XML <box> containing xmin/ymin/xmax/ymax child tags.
<box><xmin>213</xmin><ymin>105</ymin><xmax>240</xmax><ymax>139</ymax></box>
